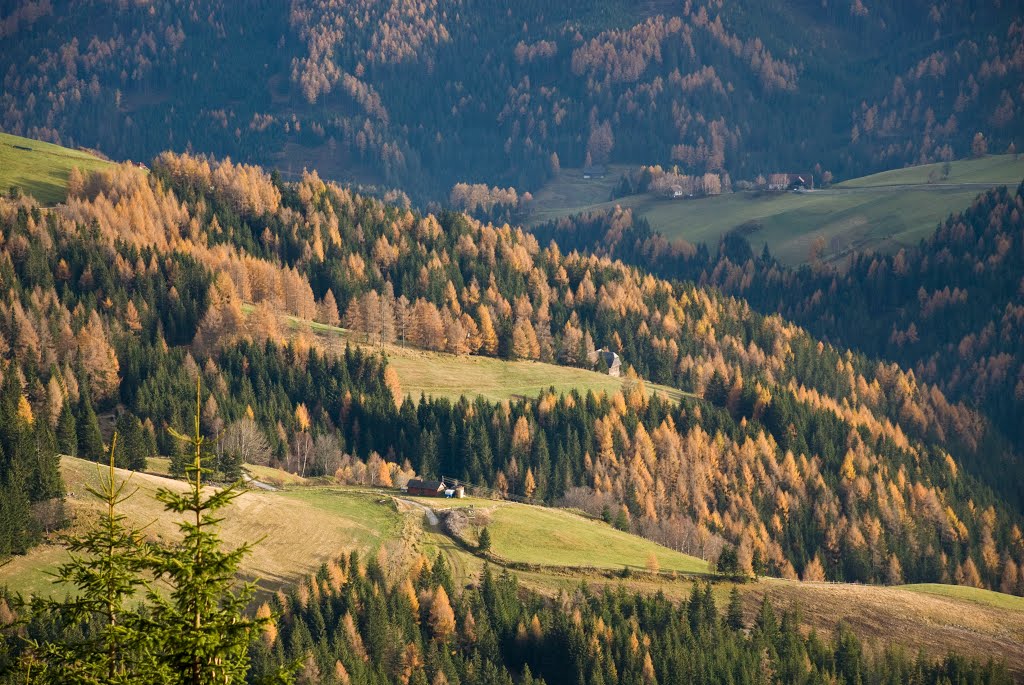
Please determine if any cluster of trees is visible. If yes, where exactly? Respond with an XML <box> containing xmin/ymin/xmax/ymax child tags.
<box><xmin>0</xmin><ymin>364</ymin><xmax>62</xmax><ymax>559</ymax></box>
<box><xmin>255</xmin><ymin>554</ymin><xmax>1011</xmax><ymax>685</ymax></box>
<box><xmin>3</xmin><ymin>153</ymin><xmax>1024</xmax><ymax>594</ymax></box>
<box><xmin>846</xmin><ymin>10</ymin><xmax>1023</xmax><ymax>171</ymax></box>
<box><xmin>448</xmin><ymin>183</ymin><xmax>529</xmax><ymax>225</ymax></box>
<box><xmin>612</xmin><ymin>166</ymin><xmax>730</xmax><ymax>199</ymax></box>
<box><xmin>2</xmin><ymin>1</ymin><xmax>1019</xmax><ymax>204</ymax></box>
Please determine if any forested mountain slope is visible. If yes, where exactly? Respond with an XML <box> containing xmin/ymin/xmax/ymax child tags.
<box><xmin>532</xmin><ymin>182</ymin><xmax>1024</xmax><ymax>477</ymax></box>
<box><xmin>2</xmin><ymin>152</ymin><xmax>1023</xmax><ymax>595</ymax></box>
<box><xmin>240</xmin><ymin>558</ymin><xmax>1014</xmax><ymax>685</ymax></box>
<box><xmin>1</xmin><ymin>0</ymin><xmax>1020</xmax><ymax>201</ymax></box>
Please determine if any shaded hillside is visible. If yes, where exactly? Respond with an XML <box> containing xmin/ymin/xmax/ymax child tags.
<box><xmin>531</xmin><ymin>182</ymin><xmax>1024</xmax><ymax>494</ymax></box>
<box><xmin>1</xmin><ymin>1</ymin><xmax>1020</xmax><ymax>201</ymax></box>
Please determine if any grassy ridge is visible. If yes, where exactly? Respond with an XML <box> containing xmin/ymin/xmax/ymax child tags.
<box><xmin>837</xmin><ymin>154</ymin><xmax>1024</xmax><ymax>188</ymax></box>
<box><xmin>529</xmin><ymin>155</ymin><xmax>1024</xmax><ymax>266</ymax></box>
<box><xmin>0</xmin><ymin>132</ymin><xmax>113</xmax><ymax>205</ymax></box>
<box><xmin>296</xmin><ymin>315</ymin><xmax>690</xmax><ymax>403</ymax></box>
<box><xmin>403</xmin><ymin>494</ymin><xmax>709</xmax><ymax>574</ymax></box>
<box><xmin>901</xmin><ymin>583</ymin><xmax>1024</xmax><ymax>611</ymax></box>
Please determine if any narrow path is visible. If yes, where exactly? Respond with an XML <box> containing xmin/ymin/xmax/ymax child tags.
<box><xmin>395</xmin><ymin>497</ymin><xmax>440</xmax><ymax>527</ymax></box>
<box><xmin>242</xmin><ymin>472</ymin><xmax>278</xmax><ymax>491</ymax></box>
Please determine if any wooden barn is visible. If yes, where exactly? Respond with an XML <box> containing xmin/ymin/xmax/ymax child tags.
<box><xmin>405</xmin><ymin>479</ymin><xmax>446</xmax><ymax>496</ymax></box>
<box><xmin>403</xmin><ymin>478</ymin><xmax>467</xmax><ymax>498</ymax></box>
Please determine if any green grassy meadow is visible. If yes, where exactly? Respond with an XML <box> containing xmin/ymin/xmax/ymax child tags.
<box><xmin>482</xmin><ymin>502</ymin><xmax>709</xmax><ymax>574</ymax></box>
<box><xmin>529</xmin><ymin>155</ymin><xmax>1024</xmax><ymax>265</ymax></box>
<box><xmin>0</xmin><ymin>132</ymin><xmax>114</xmax><ymax>204</ymax></box>
<box><xmin>901</xmin><ymin>583</ymin><xmax>1024</xmax><ymax>612</ymax></box>
<box><xmin>837</xmin><ymin>154</ymin><xmax>1024</xmax><ymax>188</ymax></box>
<box><xmin>294</xmin><ymin>313</ymin><xmax>690</xmax><ymax>403</ymax></box>
<box><xmin>383</xmin><ymin>348</ymin><xmax>686</xmax><ymax>403</ymax></box>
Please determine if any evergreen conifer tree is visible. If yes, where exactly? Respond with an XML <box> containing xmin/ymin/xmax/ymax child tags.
<box><xmin>28</xmin><ymin>420</ymin><xmax>62</xmax><ymax>504</ymax></box>
<box><xmin>77</xmin><ymin>393</ymin><xmax>105</xmax><ymax>460</ymax></box>
<box><xmin>23</xmin><ymin>435</ymin><xmax>156</xmax><ymax>683</ymax></box>
<box><xmin>431</xmin><ymin>553</ymin><xmax>454</xmax><ymax>596</ymax></box>
<box><xmin>143</xmin><ymin>379</ymin><xmax>273</xmax><ymax>684</ymax></box>
<box><xmin>726</xmin><ymin>586</ymin><xmax>745</xmax><ymax>630</ymax></box>
<box><xmin>114</xmin><ymin>412</ymin><xmax>147</xmax><ymax>471</ymax></box>
<box><xmin>56</xmin><ymin>402</ymin><xmax>77</xmax><ymax>457</ymax></box>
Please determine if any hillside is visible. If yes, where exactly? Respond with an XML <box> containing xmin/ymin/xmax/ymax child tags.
<box><xmin>530</xmin><ymin>155</ymin><xmax>1024</xmax><ymax>265</ymax></box>
<box><xmin>0</xmin><ymin>457</ymin><xmax>406</xmax><ymax>597</ymax></box>
<box><xmin>0</xmin><ymin>132</ymin><xmax>113</xmax><ymax>204</ymax></box>
<box><xmin>2</xmin><ymin>456</ymin><xmax>709</xmax><ymax>600</ymax></box>
<box><xmin>285</xmin><ymin>311</ymin><xmax>690</xmax><ymax>403</ymax></box>
<box><xmin>4</xmin><ymin>457</ymin><xmax>1023</xmax><ymax>676</ymax></box>
<box><xmin>1</xmin><ymin>1</ymin><xmax>1020</xmax><ymax>203</ymax></box>
<box><xmin>2</xmin><ymin>151</ymin><xmax>1023</xmax><ymax>597</ymax></box>
<box><xmin>4</xmin><ymin>1</ymin><xmax>1024</xmax><ymax>680</ymax></box>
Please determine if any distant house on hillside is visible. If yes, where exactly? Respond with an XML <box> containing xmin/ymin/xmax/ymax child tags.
<box><xmin>589</xmin><ymin>348</ymin><xmax>621</xmax><ymax>377</ymax></box>
<box><xmin>404</xmin><ymin>478</ymin><xmax>466</xmax><ymax>498</ymax></box>
<box><xmin>787</xmin><ymin>174</ymin><xmax>813</xmax><ymax>191</ymax></box>
<box><xmin>405</xmin><ymin>479</ymin><xmax>445</xmax><ymax>497</ymax></box>
<box><xmin>766</xmin><ymin>173</ymin><xmax>814</xmax><ymax>191</ymax></box>
<box><xmin>583</xmin><ymin>165</ymin><xmax>607</xmax><ymax>179</ymax></box>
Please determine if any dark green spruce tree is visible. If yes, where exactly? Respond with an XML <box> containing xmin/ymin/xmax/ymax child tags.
<box><xmin>76</xmin><ymin>393</ymin><xmax>104</xmax><ymax>462</ymax></box>
<box><xmin>21</xmin><ymin>435</ymin><xmax>156</xmax><ymax>684</ymax></box>
<box><xmin>143</xmin><ymin>380</ymin><xmax>281</xmax><ymax>685</ymax></box>
<box><xmin>55</xmin><ymin>402</ymin><xmax>77</xmax><ymax>457</ymax></box>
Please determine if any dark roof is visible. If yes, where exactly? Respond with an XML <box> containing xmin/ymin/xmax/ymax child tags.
<box><xmin>598</xmin><ymin>349</ymin><xmax>620</xmax><ymax>366</ymax></box>
<box><xmin>407</xmin><ymin>479</ymin><xmax>444</xmax><ymax>491</ymax></box>
<box><xmin>583</xmin><ymin>165</ymin><xmax>607</xmax><ymax>176</ymax></box>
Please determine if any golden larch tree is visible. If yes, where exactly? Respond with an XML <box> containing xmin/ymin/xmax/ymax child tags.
<box><xmin>429</xmin><ymin>585</ymin><xmax>456</xmax><ymax>640</ymax></box>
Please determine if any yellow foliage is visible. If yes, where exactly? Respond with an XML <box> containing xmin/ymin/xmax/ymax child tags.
<box><xmin>16</xmin><ymin>395</ymin><xmax>33</xmax><ymax>425</ymax></box>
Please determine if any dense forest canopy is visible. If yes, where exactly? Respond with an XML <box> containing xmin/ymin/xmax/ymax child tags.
<box><xmin>0</xmin><ymin>0</ymin><xmax>1021</xmax><ymax>201</ymax></box>
<box><xmin>530</xmin><ymin>181</ymin><xmax>1024</xmax><ymax>484</ymax></box>
<box><xmin>5</xmin><ymin>544</ymin><xmax>1014</xmax><ymax>683</ymax></box>
<box><xmin>1</xmin><ymin>156</ymin><xmax>1023</xmax><ymax>596</ymax></box>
